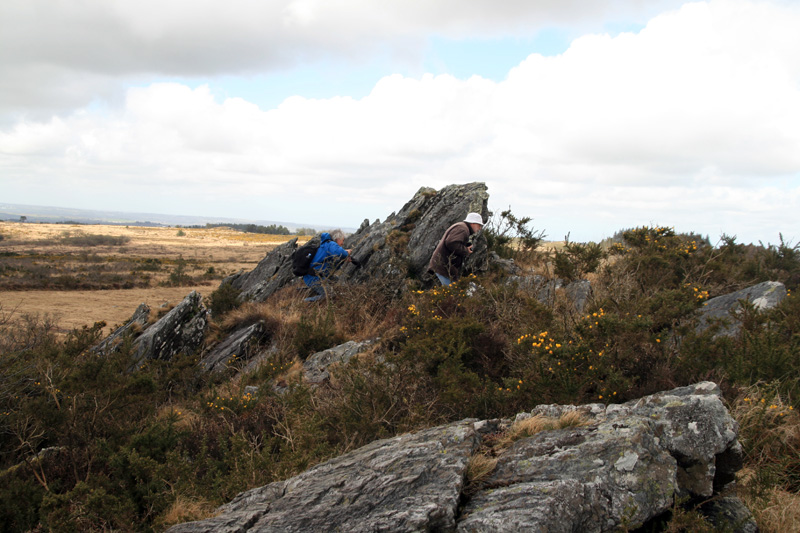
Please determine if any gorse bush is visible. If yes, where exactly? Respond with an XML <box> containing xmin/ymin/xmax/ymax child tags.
<box><xmin>1</xmin><ymin>223</ymin><xmax>799</xmax><ymax>531</ymax></box>
<box><xmin>553</xmin><ymin>239</ymin><xmax>606</xmax><ymax>281</ymax></box>
<box><xmin>484</xmin><ymin>208</ymin><xmax>546</xmax><ymax>262</ymax></box>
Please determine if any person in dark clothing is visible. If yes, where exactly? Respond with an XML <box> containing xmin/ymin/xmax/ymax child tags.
<box><xmin>428</xmin><ymin>212</ymin><xmax>484</xmax><ymax>286</ymax></box>
<box><xmin>303</xmin><ymin>229</ymin><xmax>351</xmax><ymax>302</ymax></box>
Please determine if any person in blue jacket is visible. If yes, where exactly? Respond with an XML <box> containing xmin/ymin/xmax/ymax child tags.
<box><xmin>303</xmin><ymin>229</ymin><xmax>351</xmax><ymax>302</ymax></box>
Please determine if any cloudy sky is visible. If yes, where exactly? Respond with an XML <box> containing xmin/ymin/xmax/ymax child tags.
<box><xmin>1</xmin><ymin>0</ymin><xmax>798</xmax><ymax>245</ymax></box>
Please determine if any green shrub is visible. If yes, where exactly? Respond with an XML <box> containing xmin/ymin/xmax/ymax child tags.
<box><xmin>553</xmin><ymin>240</ymin><xmax>606</xmax><ymax>281</ymax></box>
<box><xmin>293</xmin><ymin>308</ymin><xmax>345</xmax><ymax>360</ymax></box>
<box><xmin>207</xmin><ymin>282</ymin><xmax>242</xmax><ymax>318</ymax></box>
<box><xmin>484</xmin><ymin>208</ymin><xmax>545</xmax><ymax>262</ymax></box>
<box><xmin>164</xmin><ymin>256</ymin><xmax>191</xmax><ymax>286</ymax></box>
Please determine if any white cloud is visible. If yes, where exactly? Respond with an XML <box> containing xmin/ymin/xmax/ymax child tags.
<box><xmin>0</xmin><ymin>0</ymin><xmax>686</xmax><ymax>121</ymax></box>
<box><xmin>1</xmin><ymin>0</ymin><xmax>798</xmax><ymax>244</ymax></box>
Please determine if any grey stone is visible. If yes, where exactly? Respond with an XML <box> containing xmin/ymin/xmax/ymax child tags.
<box><xmin>458</xmin><ymin>417</ymin><xmax>677</xmax><ymax>532</ymax></box>
<box><xmin>700</xmin><ymin>494</ymin><xmax>758</xmax><ymax>533</ymax></box>
<box><xmin>506</xmin><ymin>274</ymin><xmax>591</xmax><ymax>312</ymax></box>
<box><xmin>168</xmin><ymin>382</ymin><xmax>750</xmax><ymax>533</ymax></box>
<box><xmin>565</xmin><ymin>279</ymin><xmax>592</xmax><ymax>313</ymax></box>
<box><xmin>93</xmin><ymin>302</ymin><xmax>151</xmax><ymax>355</ymax></box>
<box><xmin>488</xmin><ymin>251</ymin><xmax>521</xmax><ymax>276</ymax></box>
<box><xmin>130</xmin><ymin>291</ymin><xmax>208</xmax><ymax>367</ymax></box>
<box><xmin>229</xmin><ymin>239</ymin><xmax>300</xmax><ymax>303</ymax></box>
<box><xmin>697</xmin><ymin>280</ymin><xmax>787</xmax><ymax>336</ymax></box>
<box><xmin>302</xmin><ymin>339</ymin><xmax>378</xmax><ymax>384</ymax></box>
<box><xmin>199</xmin><ymin>321</ymin><xmax>270</xmax><ymax>373</ymax></box>
<box><xmin>168</xmin><ymin>421</ymin><xmax>481</xmax><ymax>533</ymax></box>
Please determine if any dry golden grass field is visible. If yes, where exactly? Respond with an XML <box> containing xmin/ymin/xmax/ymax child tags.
<box><xmin>0</xmin><ymin>221</ymin><xmax>296</xmax><ymax>334</ymax></box>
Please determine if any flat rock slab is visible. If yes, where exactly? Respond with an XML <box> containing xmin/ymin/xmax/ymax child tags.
<box><xmin>168</xmin><ymin>382</ymin><xmax>753</xmax><ymax>533</ymax></box>
<box><xmin>169</xmin><ymin>421</ymin><xmax>481</xmax><ymax>532</ymax></box>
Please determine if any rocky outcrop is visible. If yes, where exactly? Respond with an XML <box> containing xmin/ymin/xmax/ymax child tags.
<box><xmin>168</xmin><ymin>382</ymin><xmax>754</xmax><ymax>533</ymax></box>
<box><xmin>199</xmin><ymin>321</ymin><xmax>271</xmax><ymax>373</ymax></box>
<box><xmin>463</xmin><ymin>382</ymin><xmax>746</xmax><ymax>531</ymax></box>
<box><xmin>169</xmin><ymin>421</ymin><xmax>480</xmax><ymax>533</ymax></box>
<box><xmin>224</xmin><ymin>239</ymin><xmax>300</xmax><ymax>303</ymax></box>
<box><xmin>342</xmin><ymin>182</ymin><xmax>489</xmax><ymax>287</ymax></box>
<box><xmin>130</xmin><ymin>291</ymin><xmax>208</xmax><ymax>368</ymax></box>
<box><xmin>92</xmin><ymin>302</ymin><xmax>151</xmax><ymax>355</ymax></box>
<box><xmin>507</xmin><ymin>274</ymin><xmax>593</xmax><ymax>312</ymax></box>
<box><xmin>697</xmin><ymin>280</ymin><xmax>787</xmax><ymax>336</ymax></box>
<box><xmin>220</xmin><ymin>183</ymin><xmax>490</xmax><ymax>302</ymax></box>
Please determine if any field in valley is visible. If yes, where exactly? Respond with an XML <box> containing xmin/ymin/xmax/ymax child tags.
<box><xmin>0</xmin><ymin>221</ymin><xmax>297</xmax><ymax>334</ymax></box>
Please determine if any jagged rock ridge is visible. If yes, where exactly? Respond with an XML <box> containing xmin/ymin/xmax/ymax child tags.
<box><xmin>224</xmin><ymin>182</ymin><xmax>490</xmax><ymax>303</ymax></box>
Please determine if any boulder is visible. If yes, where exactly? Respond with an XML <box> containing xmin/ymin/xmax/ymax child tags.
<box><xmin>199</xmin><ymin>321</ymin><xmax>271</xmax><ymax>373</ymax></box>
<box><xmin>488</xmin><ymin>251</ymin><xmax>521</xmax><ymax>276</ymax></box>
<box><xmin>697</xmin><ymin>280</ymin><xmax>787</xmax><ymax>336</ymax></box>
<box><xmin>92</xmin><ymin>302</ymin><xmax>151</xmax><ymax>355</ymax></box>
<box><xmin>303</xmin><ymin>339</ymin><xmax>378</xmax><ymax>384</ymax></box>
<box><xmin>507</xmin><ymin>274</ymin><xmax>592</xmax><ymax>312</ymax></box>
<box><xmin>167</xmin><ymin>382</ymin><xmax>754</xmax><ymax>532</ymax></box>
<box><xmin>168</xmin><ymin>421</ymin><xmax>480</xmax><ymax>533</ymax></box>
<box><xmin>226</xmin><ymin>239</ymin><xmax>300</xmax><ymax>303</ymax></box>
<box><xmin>130</xmin><ymin>291</ymin><xmax>208</xmax><ymax>368</ymax></box>
<box><xmin>564</xmin><ymin>279</ymin><xmax>592</xmax><ymax>313</ymax></box>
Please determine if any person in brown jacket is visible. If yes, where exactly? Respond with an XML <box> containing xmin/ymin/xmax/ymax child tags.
<box><xmin>428</xmin><ymin>212</ymin><xmax>484</xmax><ymax>286</ymax></box>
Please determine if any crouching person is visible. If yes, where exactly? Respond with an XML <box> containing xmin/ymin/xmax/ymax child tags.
<box><xmin>303</xmin><ymin>229</ymin><xmax>351</xmax><ymax>302</ymax></box>
<box><xmin>427</xmin><ymin>212</ymin><xmax>484</xmax><ymax>286</ymax></box>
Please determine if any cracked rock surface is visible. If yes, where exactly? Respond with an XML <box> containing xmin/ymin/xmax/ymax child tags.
<box><xmin>169</xmin><ymin>382</ymin><xmax>755</xmax><ymax>532</ymax></box>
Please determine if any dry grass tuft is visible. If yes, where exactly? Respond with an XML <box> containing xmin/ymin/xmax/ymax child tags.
<box><xmin>499</xmin><ymin>412</ymin><xmax>589</xmax><ymax>447</ymax></box>
<box><xmin>744</xmin><ymin>488</ymin><xmax>800</xmax><ymax>533</ymax></box>
<box><xmin>220</xmin><ymin>302</ymin><xmax>287</xmax><ymax>331</ymax></box>
<box><xmin>730</xmin><ymin>384</ymin><xmax>800</xmax><ymax>532</ymax></box>
<box><xmin>156</xmin><ymin>404</ymin><xmax>201</xmax><ymax>429</ymax></box>
<box><xmin>465</xmin><ymin>453</ymin><xmax>498</xmax><ymax>488</ymax></box>
<box><xmin>160</xmin><ymin>495</ymin><xmax>217</xmax><ymax>528</ymax></box>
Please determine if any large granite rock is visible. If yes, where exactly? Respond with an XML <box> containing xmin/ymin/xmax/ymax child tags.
<box><xmin>217</xmin><ymin>183</ymin><xmax>490</xmax><ymax>302</ymax></box>
<box><xmin>169</xmin><ymin>421</ymin><xmax>480</xmax><ymax>533</ymax></box>
<box><xmin>697</xmin><ymin>280</ymin><xmax>787</xmax><ymax>336</ymax></box>
<box><xmin>168</xmin><ymin>382</ymin><xmax>754</xmax><ymax>532</ymax></box>
<box><xmin>224</xmin><ymin>239</ymin><xmax>300</xmax><ymax>303</ymax></box>
<box><xmin>129</xmin><ymin>291</ymin><xmax>208</xmax><ymax>368</ymax></box>
<box><xmin>199</xmin><ymin>321</ymin><xmax>271</xmax><ymax>373</ymax></box>
<box><xmin>303</xmin><ymin>339</ymin><xmax>378</xmax><ymax>384</ymax></box>
<box><xmin>342</xmin><ymin>182</ymin><xmax>490</xmax><ymax>287</ymax></box>
<box><xmin>92</xmin><ymin>302</ymin><xmax>151</xmax><ymax>355</ymax></box>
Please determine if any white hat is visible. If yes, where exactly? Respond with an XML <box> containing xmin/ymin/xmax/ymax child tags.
<box><xmin>464</xmin><ymin>212</ymin><xmax>484</xmax><ymax>225</ymax></box>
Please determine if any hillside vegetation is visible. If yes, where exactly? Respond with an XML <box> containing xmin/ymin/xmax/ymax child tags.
<box><xmin>1</xmin><ymin>224</ymin><xmax>799</xmax><ymax>531</ymax></box>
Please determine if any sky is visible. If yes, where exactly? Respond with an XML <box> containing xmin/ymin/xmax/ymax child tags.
<box><xmin>1</xmin><ymin>0</ymin><xmax>799</xmax><ymax>245</ymax></box>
